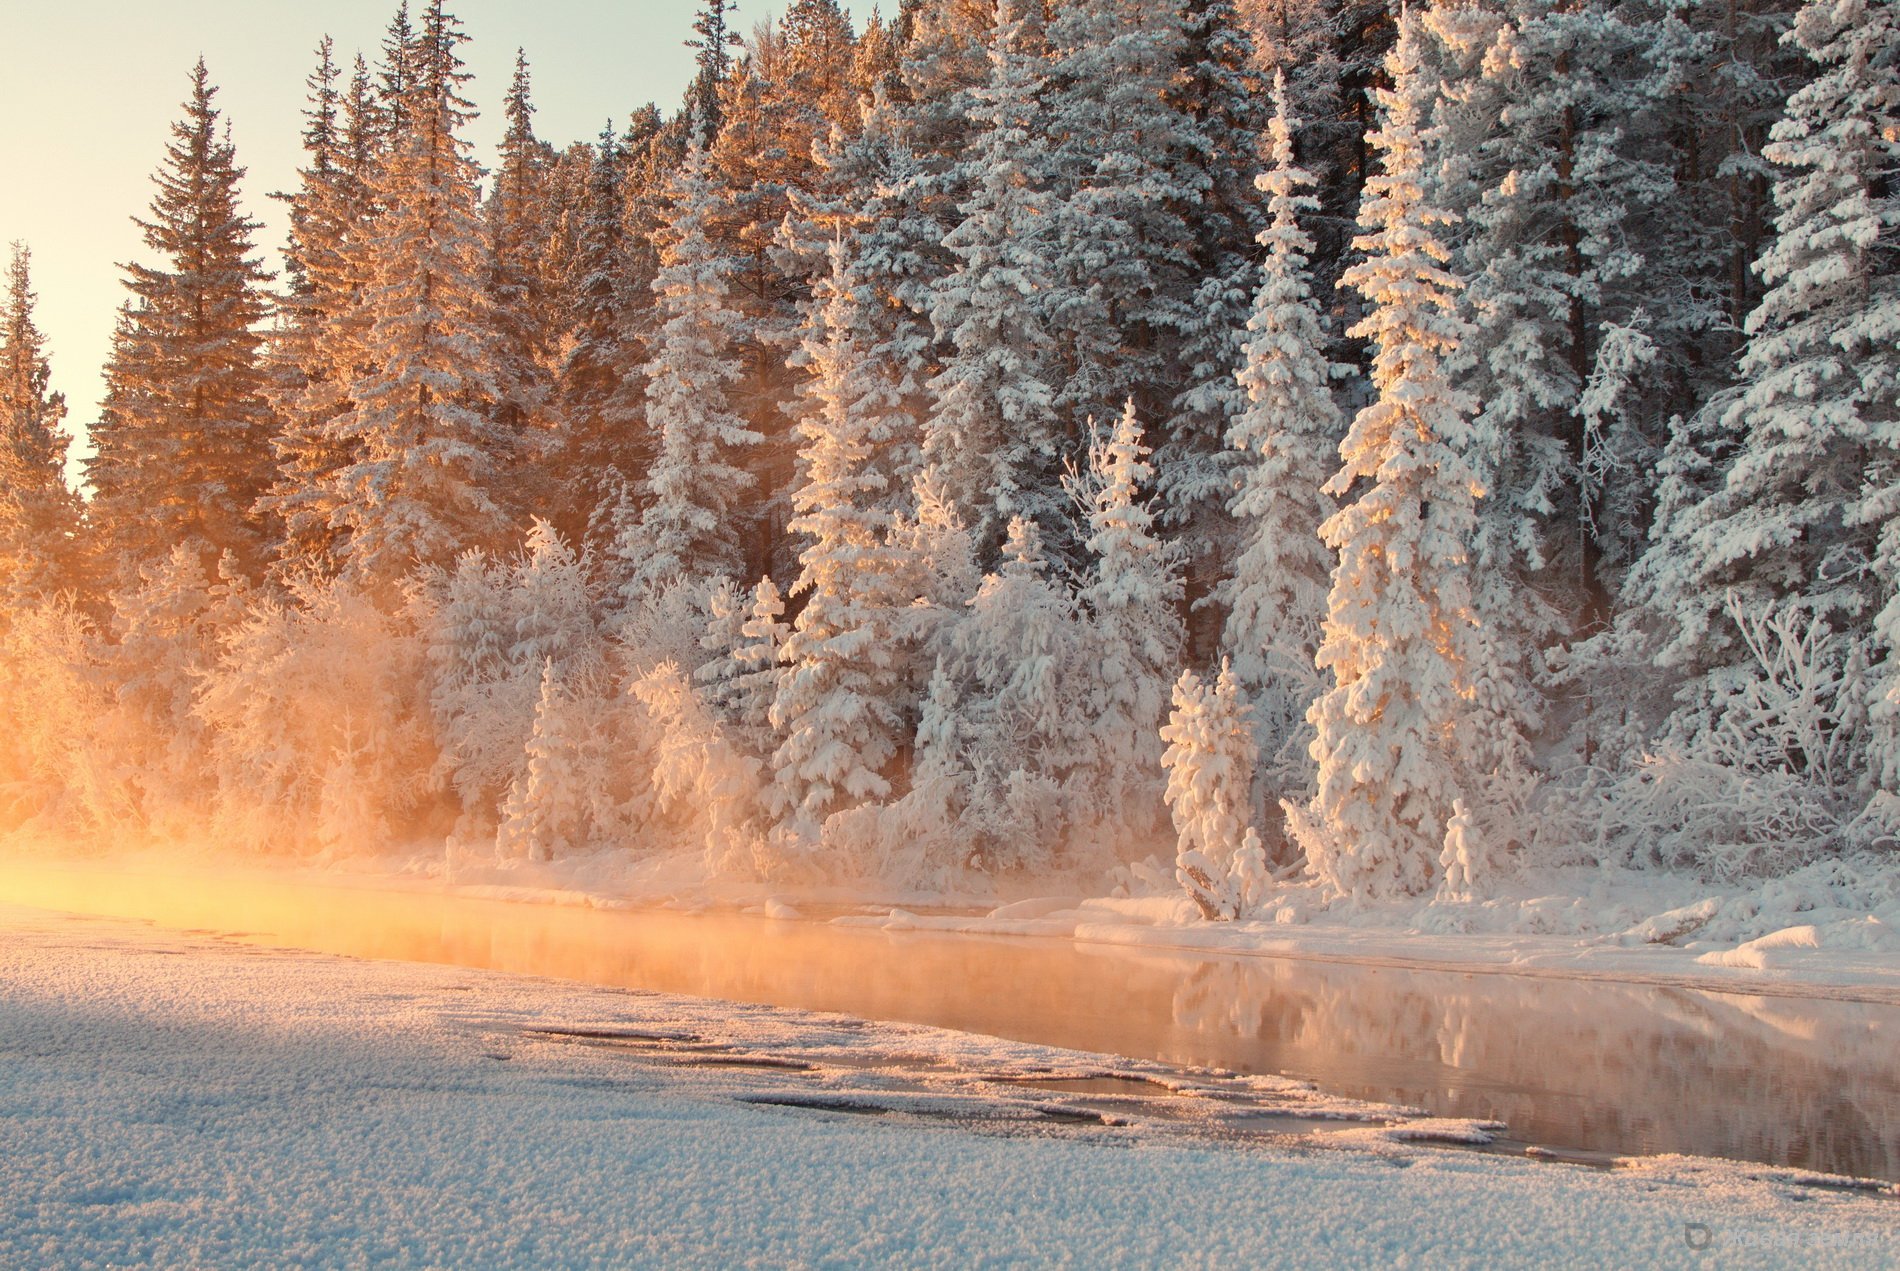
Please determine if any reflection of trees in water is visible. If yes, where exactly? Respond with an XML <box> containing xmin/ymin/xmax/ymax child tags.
<box><xmin>538</xmin><ymin>924</ymin><xmax>1897</xmax><ymax>1182</ymax></box>
<box><xmin>1170</xmin><ymin>957</ymin><xmax>1318</xmax><ymax>1044</ymax></box>
<box><xmin>1164</xmin><ymin>955</ymin><xmax>1899</xmax><ymax>1180</ymax></box>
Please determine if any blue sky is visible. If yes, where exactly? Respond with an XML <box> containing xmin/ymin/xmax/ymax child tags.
<box><xmin>0</xmin><ymin>1</ymin><xmax>865</xmax><ymax>477</ymax></box>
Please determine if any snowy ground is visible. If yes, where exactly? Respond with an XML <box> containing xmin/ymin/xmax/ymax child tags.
<box><xmin>1</xmin><ymin>903</ymin><xmax>1895</xmax><ymax>1268</ymax></box>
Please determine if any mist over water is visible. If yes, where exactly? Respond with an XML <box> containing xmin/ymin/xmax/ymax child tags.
<box><xmin>3</xmin><ymin>856</ymin><xmax>1895</xmax><ymax>1182</ymax></box>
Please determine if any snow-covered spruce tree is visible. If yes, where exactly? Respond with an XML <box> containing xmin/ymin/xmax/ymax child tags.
<box><xmin>1042</xmin><ymin>0</ymin><xmax>1201</xmax><ymax>459</ymax></box>
<box><xmin>703</xmin><ymin>2</ymin><xmax>864</xmax><ymax>585</ymax></box>
<box><xmin>777</xmin><ymin>86</ymin><xmax>936</xmax><ymax>512</ymax></box>
<box><xmin>615</xmin><ymin>127</ymin><xmax>759</xmax><ymax>599</ymax></box>
<box><xmin>924</xmin><ymin>0</ymin><xmax>1064</xmax><ymax>558</ymax></box>
<box><xmin>685</xmin><ymin>0</ymin><xmax>743</xmax><ymax>139</ymax></box>
<box><xmin>0</xmin><ymin>244</ymin><xmax>78</xmax><ymax>601</ymax></box>
<box><xmin>835</xmin><ymin>97</ymin><xmax>936</xmax><ymax>511</ymax></box>
<box><xmin>1160</xmin><ymin>662</ymin><xmax>1264</xmax><ymax>920</ymax></box>
<box><xmin>1238</xmin><ymin>0</ymin><xmax>1395</xmax><ymax>311</ymax></box>
<box><xmin>1158</xmin><ymin>0</ymin><xmax>1270</xmax><ymax>582</ymax></box>
<box><xmin>260</xmin><ymin>45</ymin><xmax>380</xmax><ymax>581</ymax></box>
<box><xmin>1076</xmin><ymin>403</ymin><xmax>1183</xmax><ymax>841</ymax></box>
<box><xmin>1219</xmin><ymin>71</ymin><xmax>1343</xmax><ymax>814</ymax></box>
<box><xmin>86</xmin><ymin>60</ymin><xmax>274</xmax><ymax>577</ymax></box>
<box><xmin>768</xmin><ymin>242</ymin><xmax>914</xmax><ymax>847</ymax></box>
<box><xmin>895</xmin><ymin>0</ymin><xmax>996</xmax><ymax>165</ymax></box>
<box><xmin>886</xmin><ymin>0</ymin><xmax>996</xmax><ymax>327</ymax></box>
<box><xmin>1423</xmin><ymin>1</ymin><xmax>1700</xmax><ymax>779</ymax></box>
<box><xmin>375</xmin><ymin>2</ymin><xmax>418</xmax><ymax>138</ymax></box>
<box><xmin>272</xmin><ymin>37</ymin><xmax>343</xmax><ymax>331</ymax></box>
<box><xmin>1807</xmin><ymin>0</ymin><xmax>1900</xmax><ymax>808</ymax></box>
<box><xmin>1632</xmin><ymin>0</ymin><xmax>1897</xmax><ymax>789</ymax></box>
<box><xmin>329</xmin><ymin>1</ymin><xmax>514</xmax><ymax>589</ymax></box>
<box><xmin>497</xmin><ymin>659</ymin><xmax>589</xmax><ymax>862</ymax></box>
<box><xmin>485</xmin><ymin>51</ymin><xmax>559</xmax><ymax>450</ymax></box>
<box><xmin>528</xmin><ymin>137</ymin><xmax>596</xmax><ymax>335</ymax></box>
<box><xmin>557</xmin><ymin>124</ymin><xmax>650</xmax><ymax>547</ymax></box>
<box><xmin>1661</xmin><ymin>0</ymin><xmax>1811</xmax><ymax>361</ymax></box>
<box><xmin>1284</xmin><ymin>16</ymin><xmax>1492</xmax><ymax>903</ymax></box>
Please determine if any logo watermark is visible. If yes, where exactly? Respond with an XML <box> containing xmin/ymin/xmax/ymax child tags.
<box><xmin>1682</xmin><ymin>1221</ymin><xmax>1894</xmax><ymax>1254</ymax></box>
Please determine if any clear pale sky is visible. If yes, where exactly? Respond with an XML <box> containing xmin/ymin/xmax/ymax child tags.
<box><xmin>0</xmin><ymin>0</ymin><xmax>864</xmax><ymax>481</ymax></box>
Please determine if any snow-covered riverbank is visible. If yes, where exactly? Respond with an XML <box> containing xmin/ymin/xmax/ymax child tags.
<box><xmin>12</xmin><ymin>840</ymin><xmax>1900</xmax><ymax>1003</ymax></box>
<box><xmin>1</xmin><ymin>902</ymin><xmax>1894</xmax><ymax>1269</ymax></box>
<box><xmin>345</xmin><ymin>844</ymin><xmax>1900</xmax><ymax>1004</ymax></box>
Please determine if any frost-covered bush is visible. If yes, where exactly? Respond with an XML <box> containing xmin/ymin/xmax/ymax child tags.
<box><xmin>630</xmin><ymin>660</ymin><xmax>767</xmax><ymax>876</ymax></box>
<box><xmin>938</xmin><ymin>518</ymin><xmax>1095</xmax><ymax>871</ymax></box>
<box><xmin>1537</xmin><ymin>755</ymin><xmax>1851</xmax><ymax>883</ymax></box>
<box><xmin>1692</xmin><ymin>853</ymin><xmax>1900</xmax><ymax>946</ymax></box>
<box><xmin>104</xmin><ymin>544</ymin><xmax>246</xmax><ymax>838</ymax></box>
<box><xmin>1698</xmin><ymin>599</ymin><xmax>1868</xmax><ymax>792</ymax></box>
<box><xmin>1536</xmin><ymin>597</ymin><xmax>1871</xmax><ymax>881</ymax></box>
<box><xmin>196</xmin><ymin>574</ymin><xmax>437</xmax><ymax>856</ymax></box>
<box><xmin>614</xmin><ymin>571</ymin><xmax>728</xmax><ymax>679</ymax></box>
<box><xmin>416</xmin><ymin>522</ymin><xmax>603</xmax><ymax>835</ymax></box>
<box><xmin>0</xmin><ymin>599</ymin><xmax>120</xmax><ymax>836</ymax></box>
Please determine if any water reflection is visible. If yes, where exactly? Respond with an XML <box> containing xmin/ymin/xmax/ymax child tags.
<box><xmin>3</xmin><ymin>860</ymin><xmax>1895</xmax><ymax>1181</ymax></box>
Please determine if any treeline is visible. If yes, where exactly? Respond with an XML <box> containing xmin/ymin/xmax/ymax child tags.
<box><xmin>0</xmin><ymin>0</ymin><xmax>1893</xmax><ymax>905</ymax></box>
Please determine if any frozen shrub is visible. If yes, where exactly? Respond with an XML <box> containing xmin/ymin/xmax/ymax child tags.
<box><xmin>197</xmin><ymin>575</ymin><xmax>436</xmax><ymax>856</ymax></box>
<box><xmin>631</xmin><ymin>661</ymin><xmax>766</xmax><ymax>876</ymax></box>
<box><xmin>1160</xmin><ymin>663</ymin><xmax>1262</xmax><ymax>920</ymax></box>
<box><xmin>1536</xmin><ymin>597</ymin><xmax>1869</xmax><ymax>882</ymax></box>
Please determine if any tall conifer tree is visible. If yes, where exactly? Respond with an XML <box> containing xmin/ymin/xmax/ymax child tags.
<box><xmin>686</xmin><ymin>0</ymin><xmax>743</xmax><ymax>136</ymax></box>
<box><xmin>262</xmin><ymin>43</ymin><xmax>380</xmax><ymax>579</ymax></box>
<box><xmin>86</xmin><ymin>60</ymin><xmax>274</xmax><ymax>575</ymax></box>
<box><xmin>557</xmin><ymin>123</ymin><xmax>650</xmax><ymax>544</ymax></box>
<box><xmin>0</xmin><ymin>244</ymin><xmax>78</xmax><ymax>598</ymax></box>
<box><xmin>487</xmin><ymin>51</ymin><xmax>558</xmax><ymax>439</ymax></box>
<box><xmin>328</xmin><ymin>0</ymin><xmax>514</xmax><ymax>587</ymax></box>
<box><xmin>617</xmin><ymin>131</ymin><xmax>759</xmax><ymax>595</ymax></box>
<box><xmin>770</xmin><ymin>242</ymin><xmax>914</xmax><ymax>843</ymax></box>
<box><xmin>1286</xmin><ymin>18</ymin><xmax>1492</xmax><ymax>901</ymax></box>
<box><xmin>924</xmin><ymin>0</ymin><xmax>1063</xmax><ymax>557</ymax></box>
<box><xmin>1221</xmin><ymin>73</ymin><xmax>1343</xmax><ymax>791</ymax></box>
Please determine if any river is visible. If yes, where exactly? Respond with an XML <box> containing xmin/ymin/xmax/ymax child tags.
<box><xmin>2</xmin><ymin>858</ymin><xmax>1895</xmax><ymax>1182</ymax></box>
